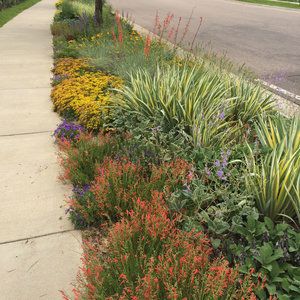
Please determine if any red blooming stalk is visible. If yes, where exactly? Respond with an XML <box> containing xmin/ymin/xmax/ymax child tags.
<box><xmin>173</xmin><ymin>16</ymin><xmax>182</xmax><ymax>47</ymax></box>
<box><xmin>144</xmin><ymin>34</ymin><xmax>152</xmax><ymax>58</ymax></box>
<box><xmin>153</xmin><ymin>10</ymin><xmax>161</xmax><ymax>35</ymax></box>
<box><xmin>111</xmin><ymin>27</ymin><xmax>117</xmax><ymax>42</ymax></box>
<box><xmin>159</xmin><ymin>12</ymin><xmax>174</xmax><ymax>42</ymax></box>
<box><xmin>178</xmin><ymin>9</ymin><xmax>194</xmax><ymax>45</ymax></box>
<box><xmin>190</xmin><ymin>16</ymin><xmax>203</xmax><ymax>51</ymax></box>
<box><xmin>114</xmin><ymin>11</ymin><xmax>123</xmax><ymax>44</ymax></box>
<box><xmin>167</xmin><ymin>25</ymin><xmax>175</xmax><ymax>41</ymax></box>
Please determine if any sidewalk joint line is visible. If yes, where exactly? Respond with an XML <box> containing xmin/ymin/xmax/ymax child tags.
<box><xmin>0</xmin><ymin>229</ymin><xmax>77</xmax><ymax>246</ymax></box>
<box><xmin>0</xmin><ymin>130</ymin><xmax>52</xmax><ymax>137</ymax></box>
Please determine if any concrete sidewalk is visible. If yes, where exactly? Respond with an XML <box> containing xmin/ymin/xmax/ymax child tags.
<box><xmin>0</xmin><ymin>1</ymin><xmax>82</xmax><ymax>299</ymax></box>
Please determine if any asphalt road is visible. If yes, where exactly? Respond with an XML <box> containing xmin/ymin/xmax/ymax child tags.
<box><xmin>109</xmin><ymin>0</ymin><xmax>300</xmax><ymax>95</ymax></box>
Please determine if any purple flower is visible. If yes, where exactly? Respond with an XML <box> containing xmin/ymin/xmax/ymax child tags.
<box><xmin>220</xmin><ymin>150</ymin><xmax>231</xmax><ymax>168</ymax></box>
<box><xmin>73</xmin><ymin>184</ymin><xmax>90</xmax><ymax>197</ymax></box>
<box><xmin>217</xmin><ymin>169</ymin><xmax>224</xmax><ymax>178</ymax></box>
<box><xmin>214</xmin><ymin>160</ymin><xmax>221</xmax><ymax>167</ymax></box>
<box><xmin>216</xmin><ymin>169</ymin><xmax>227</xmax><ymax>181</ymax></box>
<box><xmin>219</xmin><ymin>110</ymin><xmax>225</xmax><ymax>120</ymax></box>
<box><xmin>53</xmin><ymin>119</ymin><xmax>84</xmax><ymax>142</ymax></box>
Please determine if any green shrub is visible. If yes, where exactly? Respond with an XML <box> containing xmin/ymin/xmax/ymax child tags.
<box><xmin>110</xmin><ymin>109</ymin><xmax>192</xmax><ymax>164</ymax></box>
<box><xmin>53</xmin><ymin>37</ymin><xmax>80</xmax><ymax>58</ymax></box>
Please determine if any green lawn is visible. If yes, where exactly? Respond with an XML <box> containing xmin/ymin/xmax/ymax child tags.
<box><xmin>0</xmin><ymin>0</ymin><xmax>42</xmax><ymax>27</ymax></box>
<box><xmin>238</xmin><ymin>0</ymin><xmax>300</xmax><ymax>8</ymax></box>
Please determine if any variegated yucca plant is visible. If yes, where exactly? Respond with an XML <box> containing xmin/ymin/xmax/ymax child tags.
<box><xmin>226</xmin><ymin>77</ymin><xmax>275</xmax><ymax>124</ymax></box>
<box><xmin>255</xmin><ymin>115</ymin><xmax>300</xmax><ymax>154</ymax></box>
<box><xmin>246</xmin><ymin>116</ymin><xmax>300</xmax><ymax>227</ymax></box>
<box><xmin>115</xmin><ymin>64</ymin><xmax>277</xmax><ymax>148</ymax></box>
<box><xmin>116</xmin><ymin>64</ymin><xmax>227</xmax><ymax>126</ymax></box>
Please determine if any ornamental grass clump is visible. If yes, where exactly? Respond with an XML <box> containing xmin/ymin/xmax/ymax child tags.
<box><xmin>51</xmin><ymin>58</ymin><xmax>122</xmax><ymax>130</ymax></box>
<box><xmin>115</xmin><ymin>64</ymin><xmax>231</xmax><ymax>149</ymax></box>
<box><xmin>255</xmin><ymin>115</ymin><xmax>300</xmax><ymax>154</ymax></box>
<box><xmin>64</xmin><ymin>194</ymin><xmax>261</xmax><ymax>300</ymax></box>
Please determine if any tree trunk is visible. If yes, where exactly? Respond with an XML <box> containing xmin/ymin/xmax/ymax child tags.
<box><xmin>95</xmin><ymin>0</ymin><xmax>103</xmax><ymax>26</ymax></box>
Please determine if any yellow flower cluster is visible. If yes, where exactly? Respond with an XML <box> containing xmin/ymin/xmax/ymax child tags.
<box><xmin>129</xmin><ymin>30</ymin><xmax>143</xmax><ymax>42</ymax></box>
<box><xmin>51</xmin><ymin>59</ymin><xmax>122</xmax><ymax>130</ymax></box>
<box><xmin>55</xmin><ymin>0</ymin><xmax>63</xmax><ymax>8</ymax></box>
<box><xmin>53</xmin><ymin>58</ymin><xmax>89</xmax><ymax>78</ymax></box>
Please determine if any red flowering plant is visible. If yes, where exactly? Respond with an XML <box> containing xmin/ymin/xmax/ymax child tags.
<box><xmin>68</xmin><ymin>158</ymin><xmax>193</xmax><ymax>227</ymax></box>
<box><xmin>60</xmin><ymin>135</ymin><xmax>194</xmax><ymax>226</ymax></box>
<box><xmin>84</xmin><ymin>157</ymin><xmax>144</xmax><ymax>224</ymax></box>
<box><xmin>65</xmin><ymin>193</ymin><xmax>263</xmax><ymax>300</ymax></box>
<box><xmin>58</xmin><ymin>132</ymin><xmax>120</xmax><ymax>187</ymax></box>
<box><xmin>55</xmin><ymin>122</ymin><xmax>193</xmax><ymax>227</ymax></box>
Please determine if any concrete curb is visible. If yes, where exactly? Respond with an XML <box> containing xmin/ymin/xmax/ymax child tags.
<box><xmin>258</xmin><ymin>79</ymin><xmax>300</xmax><ymax>106</ymax></box>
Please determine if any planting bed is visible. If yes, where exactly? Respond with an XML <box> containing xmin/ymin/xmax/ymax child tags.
<box><xmin>51</xmin><ymin>0</ymin><xmax>300</xmax><ymax>299</ymax></box>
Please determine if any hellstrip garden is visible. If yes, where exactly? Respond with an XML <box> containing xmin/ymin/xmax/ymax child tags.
<box><xmin>51</xmin><ymin>0</ymin><xmax>300</xmax><ymax>299</ymax></box>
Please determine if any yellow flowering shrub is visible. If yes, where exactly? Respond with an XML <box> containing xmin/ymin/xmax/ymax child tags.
<box><xmin>53</xmin><ymin>58</ymin><xmax>90</xmax><ymax>78</ymax></box>
<box><xmin>55</xmin><ymin>0</ymin><xmax>63</xmax><ymax>8</ymax></box>
<box><xmin>51</xmin><ymin>59</ymin><xmax>122</xmax><ymax>130</ymax></box>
